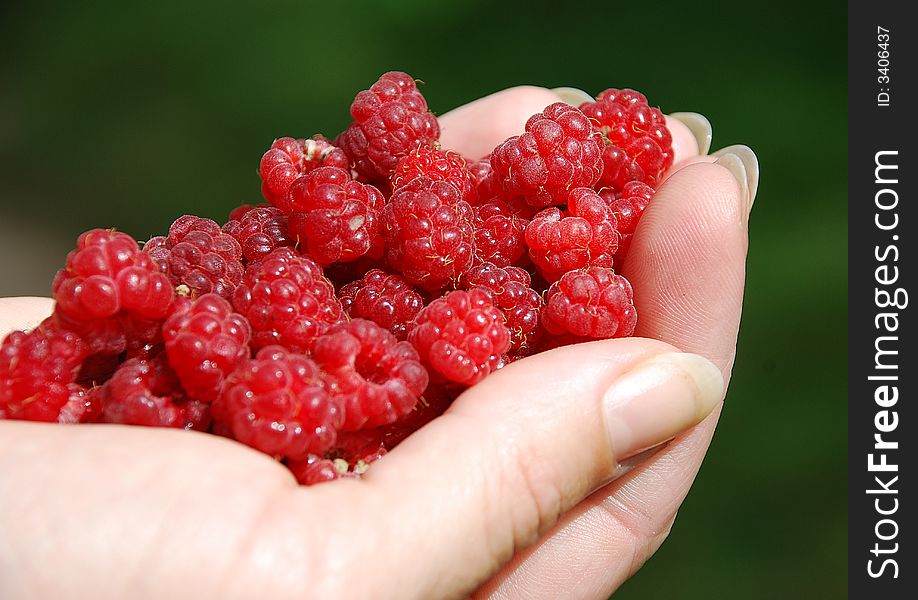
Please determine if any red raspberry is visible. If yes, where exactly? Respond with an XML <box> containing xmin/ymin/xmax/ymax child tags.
<box><xmin>409</xmin><ymin>289</ymin><xmax>511</xmax><ymax>385</ymax></box>
<box><xmin>474</xmin><ymin>201</ymin><xmax>530</xmax><ymax>267</ymax></box>
<box><xmin>382</xmin><ymin>177</ymin><xmax>475</xmax><ymax>291</ymax></box>
<box><xmin>490</xmin><ymin>102</ymin><xmax>603</xmax><ymax>206</ymax></box>
<box><xmin>601</xmin><ymin>181</ymin><xmax>655</xmax><ymax>263</ymax></box>
<box><xmin>337</xmin><ymin>269</ymin><xmax>424</xmax><ymax>340</ymax></box>
<box><xmin>259</xmin><ymin>135</ymin><xmax>349</xmax><ymax>207</ymax></box>
<box><xmin>98</xmin><ymin>355</ymin><xmax>211</xmax><ymax>430</ymax></box>
<box><xmin>145</xmin><ymin>215</ymin><xmax>244</xmax><ymax>299</ymax></box>
<box><xmin>52</xmin><ymin>229</ymin><xmax>174</xmax><ymax>355</ymax></box>
<box><xmin>232</xmin><ymin>248</ymin><xmax>343</xmax><ymax>352</ymax></box>
<box><xmin>467</xmin><ymin>158</ymin><xmax>503</xmax><ymax>204</ymax></box>
<box><xmin>283</xmin><ymin>166</ymin><xmax>385</xmax><ymax>266</ymax></box>
<box><xmin>0</xmin><ymin>320</ymin><xmax>99</xmax><ymax>423</ymax></box>
<box><xmin>286</xmin><ymin>455</ymin><xmax>346</xmax><ymax>486</ymax></box>
<box><xmin>227</xmin><ymin>204</ymin><xmax>258</xmax><ymax>222</ymax></box>
<box><xmin>580</xmin><ymin>88</ymin><xmax>673</xmax><ymax>191</ymax></box>
<box><xmin>222</xmin><ymin>205</ymin><xmax>292</xmax><ymax>264</ymax></box>
<box><xmin>392</xmin><ymin>144</ymin><xmax>474</xmax><ymax>203</ymax></box>
<box><xmin>461</xmin><ymin>262</ymin><xmax>542</xmax><ymax>354</ymax></box>
<box><xmin>162</xmin><ymin>294</ymin><xmax>251</xmax><ymax>402</ymax></box>
<box><xmin>336</xmin><ymin>71</ymin><xmax>440</xmax><ymax>182</ymax></box>
<box><xmin>525</xmin><ymin>187</ymin><xmax>620</xmax><ymax>282</ymax></box>
<box><xmin>215</xmin><ymin>346</ymin><xmax>341</xmax><ymax>459</ymax></box>
<box><xmin>312</xmin><ymin>319</ymin><xmax>428</xmax><ymax>431</ymax></box>
<box><xmin>542</xmin><ymin>267</ymin><xmax>637</xmax><ymax>338</ymax></box>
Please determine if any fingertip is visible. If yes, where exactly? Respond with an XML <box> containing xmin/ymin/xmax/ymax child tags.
<box><xmin>0</xmin><ymin>296</ymin><xmax>54</xmax><ymax>338</ymax></box>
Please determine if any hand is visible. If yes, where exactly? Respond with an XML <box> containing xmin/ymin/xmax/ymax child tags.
<box><xmin>0</xmin><ymin>86</ymin><xmax>756</xmax><ymax>600</ymax></box>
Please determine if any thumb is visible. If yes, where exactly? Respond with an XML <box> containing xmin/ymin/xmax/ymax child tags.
<box><xmin>351</xmin><ymin>338</ymin><xmax>724</xmax><ymax>599</ymax></box>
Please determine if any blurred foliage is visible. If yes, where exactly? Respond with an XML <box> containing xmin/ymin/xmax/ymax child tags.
<box><xmin>0</xmin><ymin>0</ymin><xmax>846</xmax><ymax>598</ymax></box>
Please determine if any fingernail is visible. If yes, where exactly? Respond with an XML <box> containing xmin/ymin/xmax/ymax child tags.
<box><xmin>713</xmin><ymin>144</ymin><xmax>759</xmax><ymax>219</ymax></box>
<box><xmin>603</xmin><ymin>352</ymin><xmax>724</xmax><ymax>460</ymax></box>
<box><xmin>551</xmin><ymin>86</ymin><xmax>595</xmax><ymax>106</ymax></box>
<box><xmin>669</xmin><ymin>112</ymin><xmax>713</xmax><ymax>155</ymax></box>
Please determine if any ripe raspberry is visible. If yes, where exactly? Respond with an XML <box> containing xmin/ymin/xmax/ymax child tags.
<box><xmin>283</xmin><ymin>167</ymin><xmax>385</xmax><ymax>266</ymax></box>
<box><xmin>337</xmin><ymin>269</ymin><xmax>424</xmax><ymax>340</ymax></box>
<box><xmin>52</xmin><ymin>229</ymin><xmax>175</xmax><ymax>355</ymax></box>
<box><xmin>474</xmin><ymin>201</ymin><xmax>529</xmax><ymax>267</ymax></box>
<box><xmin>222</xmin><ymin>205</ymin><xmax>292</xmax><ymax>264</ymax></box>
<box><xmin>215</xmin><ymin>346</ymin><xmax>341</xmax><ymax>459</ymax></box>
<box><xmin>409</xmin><ymin>289</ymin><xmax>511</xmax><ymax>385</ymax></box>
<box><xmin>336</xmin><ymin>71</ymin><xmax>440</xmax><ymax>181</ymax></box>
<box><xmin>227</xmin><ymin>204</ymin><xmax>258</xmax><ymax>222</ymax></box>
<box><xmin>601</xmin><ymin>181</ymin><xmax>655</xmax><ymax>263</ymax></box>
<box><xmin>525</xmin><ymin>187</ymin><xmax>620</xmax><ymax>282</ymax></box>
<box><xmin>490</xmin><ymin>102</ymin><xmax>602</xmax><ymax>206</ymax></box>
<box><xmin>0</xmin><ymin>320</ymin><xmax>98</xmax><ymax>423</ymax></box>
<box><xmin>392</xmin><ymin>144</ymin><xmax>474</xmax><ymax>203</ymax></box>
<box><xmin>461</xmin><ymin>262</ymin><xmax>542</xmax><ymax>353</ymax></box>
<box><xmin>233</xmin><ymin>248</ymin><xmax>343</xmax><ymax>352</ymax></box>
<box><xmin>579</xmin><ymin>88</ymin><xmax>673</xmax><ymax>191</ymax></box>
<box><xmin>286</xmin><ymin>455</ymin><xmax>346</xmax><ymax>485</ymax></box>
<box><xmin>312</xmin><ymin>319</ymin><xmax>428</xmax><ymax>431</ymax></box>
<box><xmin>145</xmin><ymin>215</ymin><xmax>244</xmax><ymax>299</ymax></box>
<box><xmin>98</xmin><ymin>355</ymin><xmax>211</xmax><ymax>429</ymax></box>
<box><xmin>162</xmin><ymin>294</ymin><xmax>251</xmax><ymax>402</ymax></box>
<box><xmin>542</xmin><ymin>267</ymin><xmax>637</xmax><ymax>338</ymax></box>
<box><xmin>259</xmin><ymin>135</ymin><xmax>349</xmax><ymax>207</ymax></box>
<box><xmin>467</xmin><ymin>158</ymin><xmax>503</xmax><ymax>204</ymax></box>
<box><xmin>382</xmin><ymin>177</ymin><xmax>475</xmax><ymax>291</ymax></box>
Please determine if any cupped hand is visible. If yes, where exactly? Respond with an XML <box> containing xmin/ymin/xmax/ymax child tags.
<box><xmin>0</xmin><ymin>86</ymin><xmax>756</xmax><ymax>600</ymax></box>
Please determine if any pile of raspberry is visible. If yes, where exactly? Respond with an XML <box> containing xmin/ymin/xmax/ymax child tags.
<box><xmin>0</xmin><ymin>72</ymin><xmax>671</xmax><ymax>485</ymax></box>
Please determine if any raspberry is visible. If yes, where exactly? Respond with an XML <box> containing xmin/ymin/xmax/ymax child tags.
<box><xmin>336</xmin><ymin>71</ymin><xmax>440</xmax><ymax>182</ymax></box>
<box><xmin>467</xmin><ymin>158</ymin><xmax>503</xmax><ymax>204</ymax></box>
<box><xmin>337</xmin><ymin>269</ymin><xmax>424</xmax><ymax>340</ymax></box>
<box><xmin>525</xmin><ymin>187</ymin><xmax>620</xmax><ymax>282</ymax></box>
<box><xmin>602</xmin><ymin>181</ymin><xmax>655</xmax><ymax>263</ymax></box>
<box><xmin>474</xmin><ymin>201</ymin><xmax>530</xmax><ymax>267</ymax></box>
<box><xmin>312</xmin><ymin>319</ymin><xmax>428</xmax><ymax>431</ymax></box>
<box><xmin>461</xmin><ymin>262</ymin><xmax>542</xmax><ymax>353</ymax></box>
<box><xmin>259</xmin><ymin>135</ymin><xmax>349</xmax><ymax>207</ymax></box>
<box><xmin>162</xmin><ymin>294</ymin><xmax>251</xmax><ymax>402</ymax></box>
<box><xmin>228</xmin><ymin>204</ymin><xmax>258</xmax><ymax>222</ymax></box>
<box><xmin>98</xmin><ymin>355</ymin><xmax>211</xmax><ymax>429</ymax></box>
<box><xmin>382</xmin><ymin>177</ymin><xmax>475</xmax><ymax>291</ymax></box>
<box><xmin>490</xmin><ymin>102</ymin><xmax>602</xmax><ymax>206</ymax></box>
<box><xmin>392</xmin><ymin>144</ymin><xmax>474</xmax><ymax>203</ymax></box>
<box><xmin>542</xmin><ymin>267</ymin><xmax>637</xmax><ymax>338</ymax></box>
<box><xmin>53</xmin><ymin>229</ymin><xmax>175</xmax><ymax>355</ymax></box>
<box><xmin>222</xmin><ymin>205</ymin><xmax>292</xmax><ymax>264</ymax></box>
<box><xmin>286</xmin><ymin>455</ymin><xmax>347</xmax><ymax>486</ymax></box>
<box><xmin>232</xmin><ymin>248</ymin><xmax>343</xmax><ymax>352</ymax></box>
<box><xmin>144</xmin><ymin>215</ymin><xmax>244</xmax><ymax>299</ymax></box>
<box><xmin>579</xmin><ymin>88</ymin><xmax>673</xmax><ymax>191</ymax></box>
<box><xmin>215</xmin><ymin>346</ymin><xmax>341</xmax><ymax>459</ymax></box>
<box><xmin>409</xmin><ymin>289</ymin><xmax>511</xmax><ymax>386</ymax></box>
<box><xmin>283</xmin><ymin>167</ymin><xmax>385</xmax><ymax>266</ymax></box>
<box><xmin>0</xmin><ymin>320</ymin><xmax>98</xmax><ymax>423</ymax></box>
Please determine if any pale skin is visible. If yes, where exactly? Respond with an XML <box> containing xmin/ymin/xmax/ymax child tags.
<box><xmin>0</xmin><ymin>87</ymin><xmax>755</xmax><ymax>600</ymax></box>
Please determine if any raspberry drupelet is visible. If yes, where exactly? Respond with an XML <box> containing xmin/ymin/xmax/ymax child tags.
<box><xmin>215</xmin><ymin>346</ymin><xmax>342</xmax><ymax>459</ymax></box>
<box><xmin>579</xmin><ymin>88</ymin><xmax>673</xmax><ymax>192</ymax></box>
<box><xmin>391</xmin><ymin>144</ymin><xmax>475</xmax><ymax>203</ymax></box>
<box><xmin>409</xmin><ymin>288</ymin><xmax>511</xmax><ymax>386</ymax></box>
<box><xmin>382</xmin><ymin>177</ymin><xmax>476</xmax><ymax>291</ymax></box>
<box><xmin>336</xmin><ymin>71</ymin><xmax>440</xmax><ymax>182</ymax></box>
<box><xmin>232</xmin><ymin>247</ymin><xmax>344</xmax><ymax>353</ymax></box>
<box><xmin>259</xmin><ymin>135</ymin><xmax>349</xmax><ymax>207</ymax></box>
<box><xmin>525</xmin><ymin>187</ymin><xmax>620</xmax><ymax>282</ymax></box>
<box><xmin>162</xmin><ymin>294</ymin><xmax>251</xmax><ymax>402</ymax></box>
<box><xmin>98</xmin><ymin>355</ymin><xmax>211</xmax><ymax>430</ymax></box>
<box><xmin>144</xmin><ymin>215</ymin><xmax>244</xmax><ymax>299</ymax></box>
<box><xmin>490</xmin><ymin>102</ymin><xmax>603</xmax><ymax>207</ymax></box>
<box><xmin>53</xmin><ymin>228</ymin><xmax>175</xmax><ymax>355</ymax></box>
<box><xmin>601</xmin><ymin>181</ymin><xmax>655</xmax><ymax>264</ymax></box>
<box><xmin>312</xmin><ymin>319</ymin><xmax>428</xmax><ymax>431</ymax></box>
<box><xmin>337</xmin><ymin>269</ymin><xmax>424</xmax><ymax>340</ymax></box>
<box><xmin>542</xmin><ymin>267</ymin><xmax>637</xmax><ymax>338</ymax></box>
<box><xmin>460</xmin><ymin>262</ymin><xmax>543</xmax><ymax>354</ymax></box>
<box><xmin>222</xmin><ymin>205</ymin><xmax>292</xmax><ymax>264</ymax></box>
<box><xmin>283</xmin><ymin>166</ymin><xmax>385</xmax><ymax>266</ymax></box>
<box><xmin>474</xmin><ymin>201</ymin><xmax>530</xmax><ymax>268</ymax></box>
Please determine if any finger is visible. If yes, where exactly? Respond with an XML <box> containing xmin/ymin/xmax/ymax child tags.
<box><xmin>474</xmin><ymin>157</ymin><xmax>754</xmax><ymax>599</ymax></box>
<box><xmin>0</xmin><ymin>296</ymin><xmax>54</xmax><ymax>338</ymax></box>
<box><xmin>297</xmin><ymin>339</ymin><xmax>723</xmax><ymax>599</ymax></box>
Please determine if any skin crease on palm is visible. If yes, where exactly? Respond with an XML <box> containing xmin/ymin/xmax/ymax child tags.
<box><xmin>0</xmin><ymin>86</ymin><xmax>755</xmax><ymax>600</ymax></box>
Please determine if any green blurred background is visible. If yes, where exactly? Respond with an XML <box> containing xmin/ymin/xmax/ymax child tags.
<box><xmin>0</xmin><ymin>0</ymin><xmax>847</xmax><ymax>597</ymax></box>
